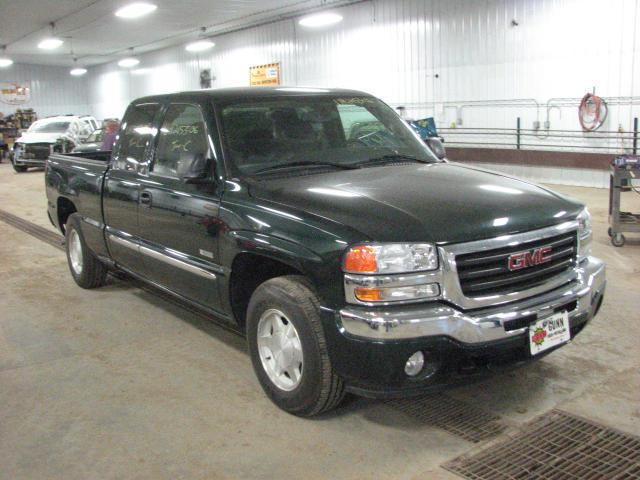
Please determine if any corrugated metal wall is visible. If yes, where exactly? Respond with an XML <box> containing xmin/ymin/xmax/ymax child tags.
<box><xmin>81</xmin><ymin>0</ymin><xmax>640</xmax><ymax>186</ymax></box>
<box><xmin>87</xmin><ymin>0</ymin><xmax>640</xmax><ymax>125</ymax></box>
<box><xmin>0</xmin><ymin>63</ymin><xmax>90</xmax><ymax>117</ymax></box>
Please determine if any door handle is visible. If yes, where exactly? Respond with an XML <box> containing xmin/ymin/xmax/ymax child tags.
<box><xmin>140</xmin><ymin>191</ymin><xmax>152</xmax><ymax>206</ymax></box>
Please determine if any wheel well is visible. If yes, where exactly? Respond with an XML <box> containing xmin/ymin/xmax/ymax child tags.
<box><xmin>229</xmin><ymin>253</ymin><xmax>302</xmax><ymax>331</ymax></box>
<box><xmin>57</xmin><ymin>197</ymin><xmax>77</xmax><ymax>233</ymax></box>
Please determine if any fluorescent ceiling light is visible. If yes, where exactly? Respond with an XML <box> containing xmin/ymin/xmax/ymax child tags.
<box><xmin>0</xmin><ymin>58</ymin><xmax>13</xmax><ymax>67</ymax></box>
<box><xmin>185</xmin><ymin>40</ymin><xmax>215</xmax><ymax>52</ymax></box>
<box><xmin>38</xmin><ymin>38</ymin><xmax>64</xmax><ymax>50</ymax></box>
<box><xmin>299</xmin><ymin>12</ymin><xmax>343</xmax><ymax>28</ymax></box>
<box><xmin>115</xmin><ymin>2</ymin><xmax>157</xmax><ymax>19</ymax></box>
<box><xmin>118</xmin><ymin>57</ymin><xmax>140</xmax><ymax>68</ymax></box>
<box><xmin>70</xmin><ymin>67</ymin><xmax>87</xmax><ymax>76</ymax></box>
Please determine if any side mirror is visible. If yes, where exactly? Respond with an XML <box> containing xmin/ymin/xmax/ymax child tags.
<box><xmin>425</xmin><ymin>137</ymin><xmax>446</xmax><ymax>160</ymax></box>
<box><xmin>183</xmin><ymin>154</ymin><xmax>215</xmax><ymax>184</ymax></box>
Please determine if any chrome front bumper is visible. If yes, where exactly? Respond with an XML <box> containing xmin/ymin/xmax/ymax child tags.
<box><xmin>339</xmin><ymin>256</ymin><xmax>605</xmax><ymax>343</ymax></box>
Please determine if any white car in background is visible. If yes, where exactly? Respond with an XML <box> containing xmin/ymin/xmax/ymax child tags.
<box><xmin>11</xmin><ymin>115</ymin><xmax>98</xmax><ymax>172</ymax></box>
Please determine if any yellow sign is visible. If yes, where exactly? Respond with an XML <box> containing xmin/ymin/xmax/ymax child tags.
<box><xmin>249</xmin><ymin>63</ymin><xmax>280</xmax><ymax>86</ymax></box>
<box><xmin>0</xmin><ymin>82</ymin><xmax>31</xmax><ymax>105</ymax></box>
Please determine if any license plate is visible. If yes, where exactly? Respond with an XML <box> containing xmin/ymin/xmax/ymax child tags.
<box><xmin>529</xmin><ymin>311</ymin><xmax>570</xmax><ymax>355</ymax></box>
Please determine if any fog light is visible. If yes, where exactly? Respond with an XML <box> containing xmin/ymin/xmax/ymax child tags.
<box><xmin>405</xmin><ymin>351</ymin><xmax>425</xmax><ymax>377</ymax></box>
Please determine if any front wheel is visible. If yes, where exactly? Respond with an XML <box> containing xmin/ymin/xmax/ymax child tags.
<box><xmin>247</xmin><ymin>276</ymin><xmax>345</xmax><ymax>417</ymax></box>
<box><xmin>65</xmin><ymin>213</ymin><xmax>108</xmax><ymax>288</ymax></box>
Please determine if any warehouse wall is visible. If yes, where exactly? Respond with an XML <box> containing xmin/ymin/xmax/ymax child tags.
<box><xmin>84</xmin><ymin>0</ymin><xmax>640</xmax><ymax>187</ymax></box>
<box><xmin>0</xmin><ymin>63</ymin><xmax>90</xmax><ymax>118</ymax></box>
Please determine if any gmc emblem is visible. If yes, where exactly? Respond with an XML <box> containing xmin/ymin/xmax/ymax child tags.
<box><xmin>508</xmin><ymin>246</ymin><xmax>553</xmax><ymax>271</ymax></box>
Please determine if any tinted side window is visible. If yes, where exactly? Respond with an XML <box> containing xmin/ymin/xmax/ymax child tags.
<box><xmin>113</xmin><ymin>103</ymin><xmax>159</xmax><ymax>171</ymax></box>
<box><xmin>152</xmin><ymin>104</ymin><xmax>208</xmax><ymax>178</ymax></box>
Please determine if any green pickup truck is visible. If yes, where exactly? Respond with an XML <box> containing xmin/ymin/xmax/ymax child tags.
<box><xmin>45</xmin><ymin>87</ymin><xmax>606</xmax><ymax>416</ymax></box>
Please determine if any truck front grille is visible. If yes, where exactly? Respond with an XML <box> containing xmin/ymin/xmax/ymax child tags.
<box><xmin>23</xmin><ymin>144</ymin><xmax>51</xmax><ymax>160</ymax></box>
<box><xmin>455</xmin><ymin>231</ymin><xmax>577</xmax><ymax>296</ymax></box>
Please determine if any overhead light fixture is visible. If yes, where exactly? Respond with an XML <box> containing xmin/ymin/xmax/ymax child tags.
<box><xmin>38</xmin><ymin>38</ymin><xmax>64</xmax><ymax>50</ymax></box>
<box><xmin>118</xmin><ymin>57</ymin><xmax>140</xmax><ymax>68</ymax></box>
<box><xmin>115</xmin><ymin>2</ymin><xmax>157</xmax><ymax>19</ymax></box>
<box><xmin>185</xmin><ymin>39</ymin><xmax>215</xmax><ymax>52</ymax></box>
<box><xmin>0</xmin><ymin>46</ymin><xmax>12</xmax><ymax>67</ymax></box>
<box><xmin>298</xmin><ymin>12</ymin><xmax>343</xmax><ymax>28</ymax></box>
<box><xmin>39</xmin><ymin>22</ymin><xmax>64</xmax><ymax>50</ymax></box>
<box><xmin>69</xmin><ymin>53</ymin><xmax>87</xmax><ymax>76</ymax></box>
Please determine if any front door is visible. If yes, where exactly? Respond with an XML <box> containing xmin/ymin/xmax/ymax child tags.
<box><xmin>103</xmin><ymin>102</ymin><xmax>160</xmax><ymax>271</ymax></box>
<box><xmin>137</xmin><ymin>102</ymin><xmax>224</xmax><ymax>312</ymax></box>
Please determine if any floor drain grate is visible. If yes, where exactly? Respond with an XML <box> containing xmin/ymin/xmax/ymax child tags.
<box><xmin>0</xmin><ymin>209</ymin><xmax>64</xmax><ymax>251</ymax></box>
<box><xmin>385</xmin><ymin>394</ymin><xmax>505</xmax><ymax>443</ymax></box>
<box><xmin>443</xmin><ymin>409</ymin><xmax>640</xmax><ymax>479</ymax></box>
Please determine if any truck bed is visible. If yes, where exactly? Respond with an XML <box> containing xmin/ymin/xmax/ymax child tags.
<box><xmin>46</xmin><ymin>152</ymin><xmax>112</xmax><ymax>235</ymax></box>
<box><xmin>49</xmin><ymin>150</ymin><xmax>112</xmax><ymax>164</ymax></box>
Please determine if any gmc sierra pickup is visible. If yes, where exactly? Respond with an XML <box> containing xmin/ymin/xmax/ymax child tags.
<box><xmin>45</xmin><ymin>87</ymin><xmax>606</xmax><ymax>417</ymax></box>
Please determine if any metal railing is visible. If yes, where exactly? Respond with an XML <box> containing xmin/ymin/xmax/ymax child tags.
<box><xmin>438</xmin><ymin>118</ymin><xmax>639</xmax><ymax>155</ymax></box>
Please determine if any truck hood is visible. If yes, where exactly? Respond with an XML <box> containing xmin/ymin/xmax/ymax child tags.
<box><xmin>15</xmin><ymin>132</ymin><xmax>65</xmax><ymax>144</ymax></box>
<box><xmin>248</xmin><ymin>162</ymin><xmax>584</xmax><ymax>244</ymax></box>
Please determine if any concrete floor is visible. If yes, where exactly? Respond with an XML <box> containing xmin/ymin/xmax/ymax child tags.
<box><xmin>0</xmin><ymin>162</ymin><xmax>639</xmax><ymax>480</ymax></box>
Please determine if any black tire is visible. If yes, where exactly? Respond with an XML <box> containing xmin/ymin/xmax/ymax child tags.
<box><xmin>607</xmin><ymin>227</ymin><xmax>613</xmax><ymax>238</ymax></box>
<box><xmin>247</xmin><ymin>275</ymin><xmax>345</xmax><ymax>417</ymax></box>
<box><xmin>65</xmin><ymin>213</ymin><xmax>108</xmax><ymax>288</ymax></box>
<box><xmin>12</xmin><ymin>161</ymin><xmax>27</xmax><ymax>173</ymax></box>
<box><xmin>611</xmin><ymin>233</ymin><xmax>625</xmax><ymax>247</ymax></box>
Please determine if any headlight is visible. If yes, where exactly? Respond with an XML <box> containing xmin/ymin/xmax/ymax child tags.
<box><xmin>577</xmin><ymin>207</ymin><xmax>591</xmax><ymax>238</ymax></box>
<box><xmin>577</xmin><ymin>207</ymin><xmax>592</xmax><ymax>259</ymax></box>
<box><xmin>343</xmin><ymin>243</ymin><xmax>438</xmax><ymax>274</ymax></box>
<box><xmin>343</xmin><ymin>243</ymin><xmax>440</xmax><ymax>305</ymax></box>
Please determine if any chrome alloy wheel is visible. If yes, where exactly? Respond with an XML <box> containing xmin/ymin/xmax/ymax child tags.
<box><xmin>256</xmin><ymin>308</ymin><xmax>303</xmax><ymax>391</ymax></box>
<box><xmin>68</xmin><ymin>229</ymin><xmax>83</xmax><ymax>275</ymax></box>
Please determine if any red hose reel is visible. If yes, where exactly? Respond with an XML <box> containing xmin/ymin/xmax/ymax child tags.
<box><xmin>579</xmin><ymin>93</ymin><xmax>608</xmax><ymax>131</ymax></box>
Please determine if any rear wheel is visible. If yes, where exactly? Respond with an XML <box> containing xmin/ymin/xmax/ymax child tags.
<box><xmin>12</xmin><ymin>160</ymin><xmax>27</xmax><ymax>173</ymax></box>
<box><xmin>65</xmin><ymin>213</ymin><xmax>108</xmax><ymax>288</ymax></box>
<box><xmin>247</xmin><ymin>275</ymin><xmax>345</xmax><ymax>417</ymax></box>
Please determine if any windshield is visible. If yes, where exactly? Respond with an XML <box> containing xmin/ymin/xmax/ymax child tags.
<box><xmin>86</xmin><ymin>129</ymin><xmax>104</xmax><ymax>143</ymax></box>
<box><xmin>29</xmin><ymin>121</ymin><xmax>71</xmax><ymax>134</ymax></box>
<box><xmin>219</xmin><ymin>95</ymin><xmax>438</xmax><ymax>175</ymax></box>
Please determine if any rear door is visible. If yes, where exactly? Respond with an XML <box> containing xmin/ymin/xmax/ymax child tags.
<box><xmin>103</xmin><ymin>102</ymin><xmax>161</xmax><ymax>271</ymax></box>
<box><xmin>137</xmin><ymin>101</ymin><xmax>224</xmax><ymax>312</ymax></box>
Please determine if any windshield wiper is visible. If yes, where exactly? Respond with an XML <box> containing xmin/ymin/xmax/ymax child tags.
<box><xmin>353</xmin><ymin>154</ymin><xmax>433</xmax><ymax>167</ymax></box>
<box><xmin>254</xmin><ymin>161</ymin><xmax>360</xmax><ymax>175</ymax></box>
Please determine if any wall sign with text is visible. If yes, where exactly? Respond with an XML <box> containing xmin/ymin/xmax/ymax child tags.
<box><xmin>249</xmin><ymin>63</ymin><xmax>280</xmax><ymax>86</ymax></box>
<box><xmin>0</xmin><ymin>82</ymin><xmax>31</xmax><ymax>105</ymax></box>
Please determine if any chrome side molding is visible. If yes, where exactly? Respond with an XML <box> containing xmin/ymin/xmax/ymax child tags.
<box><xmin>107</xmin><ymin>232</ymin><xmax>218</xmax><ymax>280</ymax></box>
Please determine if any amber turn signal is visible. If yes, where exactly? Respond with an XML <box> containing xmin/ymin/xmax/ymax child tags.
<box><xmin>343</xmin><ymin>245</ymin><xmax>378</xmax><ymax>273</ymax></box>
<box><xmin>354</xmin><ymin>287</ymin><xmax>383</xmax><ymax>302</ymax></box>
